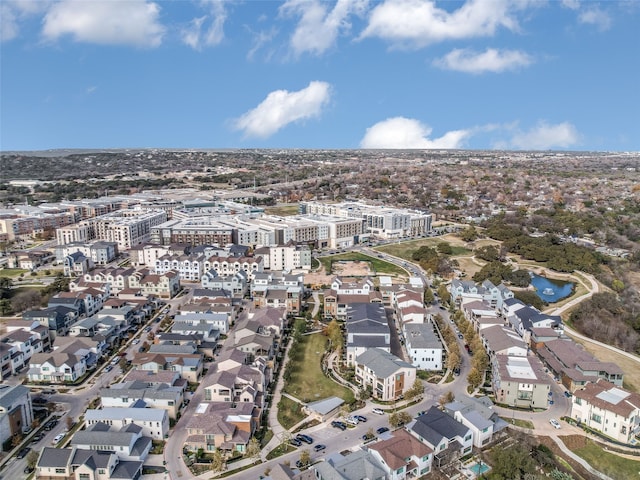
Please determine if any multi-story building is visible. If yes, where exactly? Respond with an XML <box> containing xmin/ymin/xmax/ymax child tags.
<box><xmin>250</xmin><ymin>272</ymin><xmax>304</xmax><ymax>314</ymax></box>
<box><xmin>0</xmin><ymin>208</ymin><xmax>75</xmax><ymax>242</ymax></box>
<box><xmin>355</xmin><ymin>348</ymin><xmax>416</xmax><ymax>401</ymax></box>
<box><xmin>367</xmin><ymin>429</ymin><xmax>433</xmax><ymax>480</ymax></box>
<box><xmin>492</xmin><ymin>355</ymin><xmax>551</xmax><ymax>409</ymax></box>
<box><xmin>0</xmin><ymin>385</ymin><xmax>34</xmax><ymax>443</ymax></box>
<box><xmin>85</xmin><ymin>407</ymin><xmax>169</xmax><ymax>440</ymax></box>
<box><xmin>403</xmin><ymin>323</ymin><xmax>444</xmax><ymax>371</ymax></box>
<box><xmin>345</xmin><ymin>303</ymin><xmax>390</xmax><ymax>367</ymax></box>
<box><xmin>150</xmin><ymin>218</ymin><xmax>234</xmax><ymax>246</ymax></box>
<box><xmin>254</xmin><ymin>243</ymin><xmax>312</xmax><ymax>272</ymax></box>
<box><xmin>36</xmin><ymin>446</ymin><xmax>143</xmax><ymax>479</ymax></box>
<box><xmin>570</xmin><ymin>379</ymin><xmax>640</xmax><ymax>444</ymax></box>
<box><xmin>55</xmin><ymin>241</ymin><xmax>119</xmax><ymax>265</ymax></box>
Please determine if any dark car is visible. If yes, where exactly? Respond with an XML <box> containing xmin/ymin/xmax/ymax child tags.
<box><xmin>313</xmin><ymin>444</ymin><xmax>326</xmax><ymax>452</ymax></box>
<box><xmin>24</xmin><ymin>465</ymin><xmax>35</xmax><ymax>474</ymax></box>
<box><xmin>16</xmin><ymin>447</ymin><xmax>31</xmax><ymax>459</ymax></box>
<box><xmin>32</xmin><ymin>396</ymin><xmax>48</xmax><ymax>404</ymax></box>
<box><xmin>31</xmin><ymin>433</ymin><xmax>45</xmax><ymax>443</ymax></box>
<box><xmin>295</xmin><ymin>460</ymin><xmax>309</xmax><ymax>469</ymax></box>
<box><xmin>376</xmin><ymin>427</ymin><xmax>389</xmax><ymax>435</ymax></box>
<box><xmin>44</xmin><ymin>420</ymin><xmax>58</xmax><ymax>431</ymax></box>
<box><xmin>354</xmin><ymin>415</ymin><xmax>367</xmax><ymax>423</ymax></box>
<box><xmin>289</xmin><ymin>438</ymin><xmax>302</xmax><ymax>447</ymax></box>
<box><xmin>296</xmin><ymin>434</ymin><xmax>313</xmax><ymax>444</ymax></box>
<box><xmin>362</xmin><ymin>433</ymin><xmax>375</xmax><ymax>441</ymax></box>
<box><xmin>331</xmin><ymin>421</ymin><xmax>347</xmax><ymax>430</ymax></box>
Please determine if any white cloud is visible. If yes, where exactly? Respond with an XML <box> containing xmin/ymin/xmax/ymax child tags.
<box><xmin>360</xmin><ymin>0</ymin><xmax>532</xmax><ymax>48</ymax></box>
<box><xmin>434</xmin><ymin>48</ymin><xmax>533</xmax><ymax>74</ymax></box>
<box><xmin>181</xmin><ymin>0</ymin><xmax>227</xmax><ymax>50</ymax></box>
<box><xmin>360</xmin><ymin>117</ymin><xmax>472</xmax><ymax>149</ymax></box>
<box><xmin>233</xmin><ymin>81</ymin><xmax>331</xmax><ymax>138</ymax></box>
<box><xmin>42</xmin><ymin>0</ymin><xmax>165</xmax><ymax>47</ymax></box>
<box><xmin>86</xmin><ymin>86</ymin><xmax>98</xmax><ymax>95</ymax></box>
<box><xmin>509</xmin><ymin>121</ymin><xmax>580</xmax><ymax>149</ymax></box>
<box><xmin>1</xmin><ymin>0</ymin><xmax>50</xmax><ymax>42</ymax></box>
<box><xmin>561</xmin><ymin>0</ymin><xmax>580</xmax><ymax>10</ymax></box>
<box><xmin>578</xmin><ymin>7</ymin><xmax>612</xmax><ymax>31</ymax></box>
<box><xmin>280</xmin><ymin>0</ymin><xmax>368</xmax><ymax>56</ymax></box>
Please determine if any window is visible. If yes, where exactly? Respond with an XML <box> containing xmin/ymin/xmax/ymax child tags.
<box><xmin>56</xmin><ymin>468</ymin><xmax>66</xmax><ymax>474</ymax></box>
<box><xmin>591</xmin><ymin>413</ymin><xmax>602</xmax><ymax>424</ymax></box>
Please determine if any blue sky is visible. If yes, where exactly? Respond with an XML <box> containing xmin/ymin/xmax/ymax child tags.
<box><xmin>1</xmin><ymin>0</ymin><xmax>639</xmax><ymax>151</ymax></box>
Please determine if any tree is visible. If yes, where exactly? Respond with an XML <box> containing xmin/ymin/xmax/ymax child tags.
<box><xmin>245</xmin><ymin>437</ymin><xmax>261</xmax><ymax>459</ymax></box>
<box><xmin>490</xmin><ymin>444</ymin><xmax>536</xmax><ymax>480</ymax></box>
<box><xmin>389</xmin><ymin>411</ymin><xmax>412</xmax><ymax>428</ymax></box>
<box><xmin>436</xmin><ymin>284</ymin><xmax>450</xmax><ymax>304</ymax></box>
<box><xmin>438</xmin><ymin>391</ymin><xmax>455</xmax><ymax>408</ymax></box>
<box><xmin>460</xmin><ymin>226</ymin><xmax>479</xmax><ymax>242</ymax></box>
<box><xmin>0</xmin><ymin>299</ymin><xmax>12</xmax><ymax>316</ymax></box>
<box><xmin>299</xmin><ymin>449</ymin><xmax>311</xmax><ymax>466</ymax></box>
<box><xmin>0</xmin><ymin>277</ymin><xmax>13</xmax><ymax>298</ymax></box>
<box><xmin>405</xmin><ymin>379</ymin><xmax>425</xmax><ymax>400</ymax></box>
<box><xmin>210</xmin><ymin>449</ymin><xmax>225</xmax><ymax>472</ymax></box>
<box><xmin>324</xmin><ymin>319</ymin><xmax>343</xmax><ymax>351</ymax></box>
<box><xmin>26</xmin><ymin>449</ymin><xmax>39</xmax><ymax>469</ymax></box>
<box><xmin>423</xmin><ymin>287</ymin><xmax>434</xmax><ymax>305</ymax></box>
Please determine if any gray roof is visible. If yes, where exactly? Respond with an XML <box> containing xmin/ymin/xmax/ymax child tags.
<box><xmin>305</xmin><ymin>396</ymin><xmax>344</xmax><ymax>415</ymax></box>
<box><xmin>110</xmin><ymin>460</ymin><xmax>144</xmax><ymax>479</ymax></box>
<box><xmin>356</xmin><ymin>348</ymin><xmax>414</xmax><ymax>378</ymax></box>
<box><xmin>409</xmin><ymin>406</ymin><xmax>470</xmax><ymax>447</ymax></box>
<box><xmin>404</xmin><ymin>323</ymin><xmax>443</xmax><ymax>349</ymax></box>
<box><xmin>317</xmin><ymin>450</ymin><xmax>386</xmax><ymax>480</ymax></box>
<box><xmin>72</xmin><ymin>429</ymin><xmax>138</xmax><ymax>447</ymax></box>
<box><xmin>85</xmin><ymin>406</ymin><xmax>166</xmax><ymax>422</ymax></box>
<box><xmin>37</xmin><ymin>447</ymin><xmax>74</xmax><ymax>468</ymax></box>
<box><xmin>0</xmin><ymin>384</ymin><xmax>30</xmax><ymax>408</ymax></box>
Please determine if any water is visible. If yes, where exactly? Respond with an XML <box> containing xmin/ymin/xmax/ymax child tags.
<box><xmin>529</xmin><ymin>273</ymin><xmax>574</xmax><ymax>303</ymax></box>
<box><xmin>469</xmin><ymin>462</ymin><xmax>490</xmax><ymax>475</ymax></box>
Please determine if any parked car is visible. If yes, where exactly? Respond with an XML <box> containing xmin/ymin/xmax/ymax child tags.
<box><xmin>296</xmin><ymin>434</ymin><xmax>313</xmax><ymax>444</ymax></box>
<box><xmin>53</xmin><ymin>433</ymin><xmax>65</xmax><ymax>444</ymax></box>
<box><xmin>549</xmin><ymin>418</ymin><xmax>561</xmax><ymax>429</ymax></box>
<box><xmin>104</xmin><ymin>365</ymin><xmax>113</xmax><ymax>372</ymax></box>
<box><xmin>345</xmin><ymin>416</ymin><xmax>358</xmax><ymax>426</ymax></box>
<box><xmin>354</xmin><ymin>415</ymin><xmax>367</xmax><ymax>423</ymax></box>
<box><xmin>313</xmin><ymin>444</ymin><xmax>326</xmax><ymax>452</ymax></box>
<box><xmin>289</xmin><ymin>437</ymin><xmax>302</xmax><ymax>447</ymax></box>
<box><xmin>376</xmin><ymin>427</ymin><xmax>389</xmax><ymax>435</ymax></box>
<box><xmin>331</xmin><ymin>421</ymin><xmax>347</xmax><ymax>430</ymax></box>
<box><xmin>295</xmin><ymin>460</ymin><xmax>309</xmax><ymax>469</ymax></box>
<box><xmin>16</xmin><ymin>447</ymin><xmax>31</xmax><ymax>459</ymax></box>
<box><xmin>24</xmin><ymin>466</ymin><xmax>35</xmax><ymax>474</ymax></box>
<box><xmin>564</xmin><ymin>391</ymin><xmax>573</xmax><ymax>397</ymax></box>
<box><xmin>372</xmin><ymin>408</ymin><xmax>385</xmax><ymax>415</ymax></box>
<box><xmin>362</xmin><ymin>433</ymin><xmax>375</xmax><ymax>441</ymax></box>
<box><xmin>132</xmin><ymin>339</ymin><xmax>140</xmax><ymax>345</ymax></box>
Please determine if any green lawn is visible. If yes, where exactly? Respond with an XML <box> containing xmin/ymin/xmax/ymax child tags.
<box><xmin>277</xmin><ymin>396</ymin><xmax>306</xmax><ymax>430</ymax></box>
<box><xmin>376</xmin><ymin>239</ymin><xmax>471</xmax><ymax>260</ymax></box>
<box><xmin>0</xmin><ymin>268</ymin><xmax>29</xmax><ymax>278</ymax></box>
<box><xmin>570</xmin><ymin>438</ymin><xmax>640</xmax><ymax>480</ymax></box>
<box><xmin>319</xmin><ymin>252</ymin><xmax>406</xmax><ymax>277</ymax></box>
<box><xmin>283</xmin><ymin>331</ymin><xmax>354</xmax><ymax>405</ymax></box>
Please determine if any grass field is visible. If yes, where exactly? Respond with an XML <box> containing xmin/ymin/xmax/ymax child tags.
<box><xmin>318</xmin><ymin>252</ymin><xmax>406</xmax><ymax>277</ymax></box>
<box><xmin>0</xmin><ymin>268</ymin><xmax>29</xmax><ymax>278</ymax></box>
<box><xmin>264</xmin><ymin>204</ymin><xmax>299</xmax><ymax>216</ymax></box>
<box><xmin>277</xmin><ymin>396</ymin><xmax>306</xmax><ymax>430</ymax></box>
<box><xmin>567</xmin><ymin>437</ymin><xmax>640</xmax><ymax>480</ymax></box>
<box><xmin>283</xmin><ymin>331</ymin><xmax>354</xmax><ymax>405</ymax></box>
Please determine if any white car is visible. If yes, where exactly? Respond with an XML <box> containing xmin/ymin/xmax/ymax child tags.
<box><xmin>52</xmin><ymin>433</ymin><xmax>65</xmax><ymax>444</ymax></box>
<box><xmin>346</xmin><ymin>416</ymin><xmax>359</xmax><ymax>426</ymax></box>
<box><xmin>372</xmin><ymin>408</ymin><xmax>385</xmax><ymax>415</ymax></box>
<box><xmin>549</xmin><ymin>418</ymin><xmax>561</xmax><ymax>429</ymax></box>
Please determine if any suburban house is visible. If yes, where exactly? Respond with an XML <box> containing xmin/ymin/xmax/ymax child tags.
<box><xmin>184</xmin><ymin>401</ymin><xmax>258</xmax><ymax>454</ymax></box>
<box><xmin>444</xmin><ymin>396</ymin><xmax>509</xmax><ymax>448</ymax></box>
<box><xmin>407</xmin><ymin>406</ymin><xmax>473</xmax><ymax>468</ymax></box>
<box><xmin>84</xmin><ymin>406</ymin><xmax>169</xmax><ymax>440</ymax></box>
<box><xmin>403</xmin><ymin>323</ymin><xmax>444</xmax><ymax>371</ymax></box>
<box><xmin>323</xmin><ymin>277</ymin><xmax>382</xmax><ymax>319</ymax></box>
<box><xmin>492</xmin><ymin>355</ymin><xmax>551</xmax><ymax>409</ymax></box>
<box><xmin>346</xmin><ymin>303</ymin><xmax>390</xmax><ymax>367</ymax></box>
<box><xmin>99</xmin><ymin>381</ymin><xmax>184</xmax><ymax>419</ymax></box>
<box><xmin>367</xmin><ymin>429</ymin><xmax>433</xmax><ymax>479</ymax></box>
<box><xmin>479</xmin><ymin>325</ymin><xmax>528</xmax><ymax>359</ymax></box>
<box><xmin>355</xmin><ymin>348</ymin><xmax>416</xmax><ymax>402</ymax></box>
<box><xmin>23</xmin><ymin>306</ymin><xmax>78</xmax><ymax>337</ymax></box>
<box><xmin>570</xmin><ymin>379</ymin><xmax>640</xmax><ymax>445</ymax></box>
<box><xmin>36</xmin><ymin>447</ymin><xmax>143</xmax><ymax>480</ymax></box>
<box><xmin>449</xmin><ymin>279</ymin><xmax>513</xmax><ymax>310</ymax></box>
<box><xmin>313</xmin><ymin>450</ymin><xmax>386</xmax><ymax>480</ymax></box>
<box><xmin>28</xmin><ymin>351</ymin><xmax>88</xmax><ymax>383</ymax></box>
<box><xmin>536</xmin><ymin>338</ymin><xmax>624</xmax><ymax>391</ymax></box>
<box><xmin>250</xmin><ymin>272</ymin><xmax>304</xmax><ymax>314</ymax></box>
<box><xmin>70</xmin><ymin>422</ymin><xmax>152</xmax><ymax>462</ymax></box>
<box><xmin>201</xmin><ymin>269</ymin><xmax>248</xmax><ymax>297</ymax></box>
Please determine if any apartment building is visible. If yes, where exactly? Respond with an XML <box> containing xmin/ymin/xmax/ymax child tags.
<box><xmin>492</xmin><ymin>355</ymin><xmax>551</xmax><ymax>409</ymax></box>
<box><xmin>355</xmin><ymin>348</ymin><xmax>416</xmax><ymax>401</ymax></box>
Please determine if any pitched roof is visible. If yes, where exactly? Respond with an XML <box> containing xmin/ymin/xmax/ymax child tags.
<box><xmin>356</xmin><ymin>348</ymin><xmax>414</xmax><ymax>378</ymax></box>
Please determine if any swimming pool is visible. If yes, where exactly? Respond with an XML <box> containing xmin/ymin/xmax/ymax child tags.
<box><xmin>469</xmin><ymin>462</ymin><xmax>490</xmax><ymax>475</ymax></box>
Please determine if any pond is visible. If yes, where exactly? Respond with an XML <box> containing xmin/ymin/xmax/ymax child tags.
<box><xmin>530</xmin><ymin>272</ymin><xmax>575</xmax><ymax>303</ymax></box>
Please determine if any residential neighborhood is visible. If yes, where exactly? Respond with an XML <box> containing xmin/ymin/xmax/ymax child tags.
<box><xmin>0</xmin><ymin>152</ymin><xmax>639</xmax><ymax>480</ymax></box>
